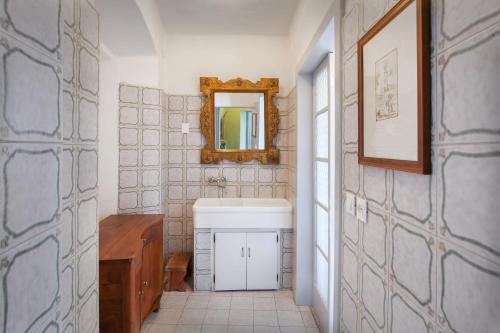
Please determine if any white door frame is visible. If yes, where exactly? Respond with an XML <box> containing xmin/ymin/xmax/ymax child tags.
<box><xmin>294</xmin><ymin>1</ymin><xmax>343</xmax><ymax>332</ymax></box>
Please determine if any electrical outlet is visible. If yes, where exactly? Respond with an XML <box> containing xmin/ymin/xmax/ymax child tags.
<box><xmin>356</xmin><ymin>197</ymin><xmax>368</xmax><ymax>223</ymax></box>
<box><xmin>345</xmin><ymin>192</ymin><xmax>356</xmax><ymax>216</ymax></box>
<box><xmin>181</xmin><ymin>123</ymin><xmax>190</xmax><ymax>134</ymax></box>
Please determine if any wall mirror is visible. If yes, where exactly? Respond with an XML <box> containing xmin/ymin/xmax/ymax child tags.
<box><xmin>200</xmin><ymin>77</ymin><xmax>280</xmax><ymax>164</ymax></box>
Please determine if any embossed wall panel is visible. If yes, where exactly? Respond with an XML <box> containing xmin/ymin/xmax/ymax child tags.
<box><xmin>343</xmin><ymin>100</ymin><xmax>358</xmax><ymax>146</ymax></box>
<box><xmin>0</xmin><ymin>40</ymin><xmax>62</xmax><ymax>142</ymax></box>
<box><xmin>436</xmin><ymin>0</ymin><xmax>500</xmax><ymax>51</ymax></box>
<box><xmin>0</xmin><ymin>145</ymin><xmax>60</xmax><ymax>249</ymax></box>
<box><xmin>391</xmin><ymin>221</ymin><xmax>434</xmax><ymax>308</ymax></box>
<box><xmin>362</xmin><ymin>0</ymin><xmax>386</xmax><ymax>31</ymax></box>
<box><xmin>344</xmin><ymin>150</ymin><xmax>360</xmax><ymax>194</ymax></box>
<box><xmin>362</xmin><ymin>208</ymin><xmax>387</xmax><ymax>269</ymax></box>
<box><xmin>0</xmin><ymin>1</ymin><xmax>99</xmax><ymax>331</ymax></box>
<box><xmin>341</xmin><ymin>288</ymin><xmax>358</xmax><ymax>333</ymax></box>
<box><xmin>342</xmin><ymin>243</ymin><xmax>359</xmax><ymax>295</ymax></box>
<box><xmin>437</xmin><ymin>243</ymin><xmax>500</xmax><ymax>333</ymax></box>
<box><xmin>363</xmin><ymin>167</ymin><xmax>388</xmax><ymax>209</ymax></box>
<box><xmin>0</xmin><ymin>0</ymin><xmax>61</xmax><ymax>54</ymax></box>
<box><xmin>438</xmin><ymin>146</ymin><xmax>500</xmax><ymax>259</ymax></box>
<box><xmin>390</xmin><ymin>294</ymin><xmax>431</xmax><ymax>333</ymax></box>
<box><xmin>392</xmin><ymin>170</ymin><xmax>434</xmax><ymax>226</ymax></box>
<box><xmin>341</xmin><ymin>1</ymin><xmax>500</xmax><ymax>331</ymax></box>
<box><xmin>0</xmin><ymin>232</ymin><xmax>60</xmax><ymax>333</ymax></box>
<box><xmin>437</xmin><ymin>24</ymin><xmax>500</xmax><ymax>144</ymax></box>
<box><xmin>361</xmin><ymin>263</ymin><xmax>386</xmax><ymax>329</ymax></box>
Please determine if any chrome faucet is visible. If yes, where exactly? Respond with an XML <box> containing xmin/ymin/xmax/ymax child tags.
<box><xmin>207</xmin><ymin>176</ymin><xmax>227</xmax><ymax>198</ymax></box>
<box><xmin>207</xmin><ymin>176</ymin><xmax>227</xmax><ymax>188</ymax></box>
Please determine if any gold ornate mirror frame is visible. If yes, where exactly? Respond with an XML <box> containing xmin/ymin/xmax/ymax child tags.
<box><xmin>199</xmin><ymin>77</ymin><xmax>280</xmax><ymax>164</ymax></box>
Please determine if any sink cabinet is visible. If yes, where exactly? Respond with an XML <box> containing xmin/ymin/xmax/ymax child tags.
<box><xmin>214</xmin><ymin>232</ymin><xmax>279</xmax><ymax>291</ymax></box>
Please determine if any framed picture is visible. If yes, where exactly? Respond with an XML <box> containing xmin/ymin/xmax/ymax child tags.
<box><xmin>358</xmin><ymin>0</ymin><xmax>431</xmax><ymax>174</ymax></box>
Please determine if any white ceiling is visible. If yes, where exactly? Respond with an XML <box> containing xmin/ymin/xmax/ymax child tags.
<box><xmin>96</xmin><ymin>0</ymin><xmax>157</xmax><ymax>56</ymax></box>
<box><xmin>155</xmin><ymin>0</ymin><xmax>300</xmax><ymax>35</ymax></box>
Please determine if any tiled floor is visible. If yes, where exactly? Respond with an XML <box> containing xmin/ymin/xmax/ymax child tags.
<box><xmin>142</xmin><ymin>289</ymin><xmax>320</xmax><ymax>333</ymax></box>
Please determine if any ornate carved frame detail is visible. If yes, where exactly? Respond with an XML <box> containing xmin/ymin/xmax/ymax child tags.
<box><xmin>199</xmin><ymin>77</ymin><xmax>280</xmax><ymax>164</ymax></box>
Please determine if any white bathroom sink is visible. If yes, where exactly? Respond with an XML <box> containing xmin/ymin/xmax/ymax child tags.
<box><xmin>193</xmin><ymin>198</ymin><xmax>292</xmax><ymax>229</ymax></box>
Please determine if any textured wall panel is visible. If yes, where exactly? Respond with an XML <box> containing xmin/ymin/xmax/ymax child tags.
<box><xmin>437</xmin><ymin>25</ymin><xmax>500</xmax><ymax>144</ymax></box>
<box><xmin>342</xmin><ymin>243</ymin><xmax>359</xmax><ymax>295</ymax></box>
<box><xmin>0</xmin><ymin>233</ymin><xmax>59</xmax><ymax>333</ymax></box>
<box><xmin>391</xmin><ymin>222</ymin><xmax>434</xmax><ymax>308</ymax></box>
<box><xmin>361</xmin><ymin>263</ymin><xmax>386</xmax><ymax>329</ymax></box>
<box><xmin>363</xmin><ymin>166</ymin><xmax>388</xmax><ymax>210</ymax></box>
<box><xmin>436</xmin><ymin>0</ymin><xmax>500</xmax><ymax>50</ymax></box>
<box><xmin>0</xmin><ymin>146</ymin><xmax>60</xmax><ymax>244</ymax></box>
<box><xmin>341</xmin><ymin>288</ymin><xmax>358</xmax><ymax>333</ymax></box>
<box><xmin>343</xmin><ymin>150</ymin><xmax>360</xmax><ymax>194</ymax></box>
<box><xmin>438</xmin><ymin>146</ymin><xmax>500</xmax><ymax>259</ymax></box>
<box><xmin>0</xmin><ymin>0</ymin><xmax>61</xmax><ymax>53</ymax></box>
<box><xmin>390</xmin><ymin>293</ymin><xmax>431</xmax><ymax>333</ymax></box>
<box><xmin>392</xmin><ymin>170</ymin><xmax>434</xmax><ymax>226</ymax></box>
<box><xmin>1</xmin><ymin>42</ymin><xmax>61</xmax><ymax>141</ymax></box>
<box><xmin>437</xmin><ymin>243</ymin><xmax>500</xmax><ymax>332</ymax></box>
<box><xmin>362</xmin><ymin>208</ymin><xmax>387</xmax><ymax>269</ymax></box>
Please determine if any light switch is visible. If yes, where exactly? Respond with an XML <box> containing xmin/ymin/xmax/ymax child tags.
<box><xmin>345</xmin><ymin>192</ymin><xmax>356</xmax><ymax>216</ymax></box>
<box><xmin>181</xmin><ymin>123</ymin><xmax>190</xmax><ymax>134</ymax></box>
<box><xmin>356</xmin><ymin>197</ymin><xmax>368</xmax><ymax>224</ymax></box>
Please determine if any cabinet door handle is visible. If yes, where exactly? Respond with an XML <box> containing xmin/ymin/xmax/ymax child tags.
<box><xmin>241</xmin><ymin>247</ymin><xmax>244</xmax><ymax>257</ymax></box>
<box><xmin>248</xmin><ymin>247</ymin><xmax>251</xmax><ymax>258</ymax></box>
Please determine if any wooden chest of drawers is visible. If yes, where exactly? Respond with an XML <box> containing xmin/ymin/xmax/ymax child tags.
<box><xmin>99</xmin><ymin>214</ymin><xmax>164</xmax><ymax>333</ymax></box>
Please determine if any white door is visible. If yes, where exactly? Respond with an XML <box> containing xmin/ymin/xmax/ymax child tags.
<box><xmin>246</xmin><ymin>232</ymin><xmax>278</xmax><ymax>290</ymax></box>
<box><xmin>214</xmin><ymin>233</ymin><xmax>246</xmax><ymax>290</ymax></box>
<box><xmin>312</xmin><ymin>55</ymin><xmax>332</xmax><ymax>330</ymax></box>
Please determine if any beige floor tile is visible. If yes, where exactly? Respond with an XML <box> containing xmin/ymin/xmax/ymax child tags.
<box><xmin>279</xmin><ymin>327</ymin><xmax>306</xmax><ymax>333</ymax></box>
<box><xmin>175</xmin><ymin>324</ymin><xmax>202</xmax><ymax>333</ymax></box>
<box><xmin>148</xmin><ymin>309</ymin><xmax>183</xmax><ymax>325</ymax></box>
<box><xmin>253</xmin><ymin>297</ymin><xmax>276</xmax><ymax>310</ymax></box>
<box><xmin>146</xmin><ymin>323</ymin><xmax>177</xmax><ymax>333</ymax></box>
<box><xmin>275</xmin><ymin>298</ymin><xmax>299</xmax><ymax>311</ymax></box>
<box><xmin>252</xmin><ymin>291</ymin><xmax>275</xmax><ymax>298</ymax></box>
<box><xmin>299</xmin><ymin>312</ymin><xmax>317</xmax><ymax>328</ymax></box>
<box><xmin>231</xmin><ymin>296</ymin><xmax>253</xmax><ymax>310</ymax></box>
<box><xmin>164</xmin><ymin>295</ymin><xmax>189</xmax><ymax>309</ymax></box>
<box><xmin>202</xmin><ymin>325</ymin><xmax>228</xmax><ymax>333</ymax></box>
<box><xmin>179</xmin><ymin>309</ymin><xmax>207</xmax><ymax>325</ymax></box>
<box><xmin>228</xmin><ymin>325</ymin><xmax>253</xmax><ymax>333</ymax></box>
<box><xmin>204</xmin><ymin>309</ymin><xmax>230</xmax><ymax>325</ymax></box>
<box><xmin>254</xmin><ymin>326</ymin><xmax>280</xmax><ymax>333</ymax></box>
<box><xmin>228</xmin><ymin>310</ymin><xmax>254</xmax><ymax>326</ymax></box>
<box><xmin>274</xmin><ymin>290</ymin><xmax>293</xmax><ymax>298</ymax></box>
<box><xmin>186</xmin><ymin>295</ymin><xmax>211</xmax><ymax>309</ymax></box>
<box><xmin>277</xmin><ymin>311</ymin><xmax>304</xmax><ymax>327</ymax></box>
<box><xmin>208</xmin><ymin>296</ymin><xmax>232</xmax><ymax>309</ymax></box>
<box><xmin>254</xmin><ymin>310</ymin><xmax>278</xmax><ymax>326</ymax></box>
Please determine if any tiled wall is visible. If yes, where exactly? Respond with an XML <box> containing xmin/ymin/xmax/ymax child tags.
<box><xmin>340</xmin><ymin>0</ymin><xmax>500</xmax><ymax>332</ymax></box>
<box><xmin>163</xmin><ymin>94</ymin><xmax>294</xmax><ymax>259</ymax></box>
<box><xmin>117</xmin><ymin>84</ymin><xmax>166</xmax><ymax>214</ymax></box>
<box><xmin>0</xmin><ymin>0</ymin><xmax>99</xmax><ymax>332</ymax></box>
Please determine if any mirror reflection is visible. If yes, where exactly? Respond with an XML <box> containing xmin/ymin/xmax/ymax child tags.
<box><xmin>214</xmin><ymin>92</ymin><xmax>265</xmax><ymax>150</ymax></box>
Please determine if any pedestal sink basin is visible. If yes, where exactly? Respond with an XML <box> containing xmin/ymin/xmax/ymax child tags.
<box><xmin>193</xmin><ymin>198</ymin><xmax>292</xmax><ymax>229</ymax></box>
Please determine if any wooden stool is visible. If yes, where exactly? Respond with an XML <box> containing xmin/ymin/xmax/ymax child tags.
<box><xmin>166</xmin><ymin>252</ymin><xmax>192</xmax><ymax>291</ymax></box>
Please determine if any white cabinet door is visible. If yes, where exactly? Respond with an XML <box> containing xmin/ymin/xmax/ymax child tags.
<box><xmin>214</xmin><ymin>233</ymin><xmax>247</xmax><ymax>290</ymax></box>
<box><xmin>246</xmin><ymin>232</ymin><xmax>278</xmax><ymax>290</ymax></box>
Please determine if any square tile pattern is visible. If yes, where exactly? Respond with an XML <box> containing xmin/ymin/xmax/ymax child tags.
<box><xmin>117</xmin><ymin>89</ymin><xmax>296</xmax><ymax>266</ymax></box>
<box><xmin>0</xmin><ymin>0</ymin><xmax>100</xmax><ymax>332</ymax></box>
<box><xmin>142</xmin><ymin>290</ymin><xmax>319</xmax><ymax>333</ymax></box>
<box><xmin>340</xmin><ymin>1</ymin><xmax>500</xmax><ymax>332</ymax></box>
